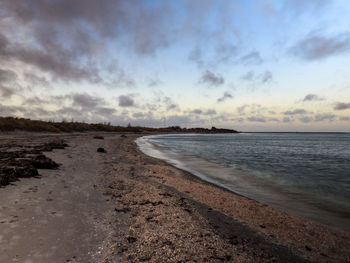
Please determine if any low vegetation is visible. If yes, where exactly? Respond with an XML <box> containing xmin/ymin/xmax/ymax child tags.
<box><xmin>0</xmin><ymin>117</ymin><xmax>238</xmax><ymax>133</ymax></box>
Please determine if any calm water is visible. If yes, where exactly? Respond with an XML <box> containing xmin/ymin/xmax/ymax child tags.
<box><xmin>136</xmin><ymin>133</ymin><xmax>350</xmax><ymax>232</ymax></box>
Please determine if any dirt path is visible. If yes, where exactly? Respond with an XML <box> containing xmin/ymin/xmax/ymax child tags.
<box><xmin>0</xmin><ymin>134</ymin><xmax>114</xmax><ymax>263</ymax></box>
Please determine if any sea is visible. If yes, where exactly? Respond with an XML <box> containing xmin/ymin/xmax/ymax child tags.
<box><xmin>136</xmin><ymin>133</ymin><xmax>350</xmax><ymax>232</ymax></box>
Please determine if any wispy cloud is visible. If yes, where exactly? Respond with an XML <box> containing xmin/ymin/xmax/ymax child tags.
<box><xmin>217</xmin><ymin>92</ymin><xmax>233</xmax><ymax>103</ymax></box>
<box><xmin>199</xmin><ymin>70</ymin><xmax>224</xmax><ymax>87</ymax></box>
<box><xmin>290</xmin><ymin>32</ymin><xmax>350</xmax><ymax>60</ymax></box>
<box><xmin>241</xmin><ymin>51</ymin><xmax>263</xmax><ymax>65</ymax></box>
<box><xmin>284</xmin><ymin>109</ymin><xmax>308</xmax><ymax>115</ymax></box>
<box><xmin>241</xmin><ymin>70</ymin><xmax>272</xmax><ymax>84</ymax></box>
<box><xmin>334</xmin><ymin>102</ymin><xmax>350</xmax><ymax>111</ymax></box>
<box><xmin>302</xmin><ymin>94</ymin><xmax>324</xmax><ymax>102</ymax></box>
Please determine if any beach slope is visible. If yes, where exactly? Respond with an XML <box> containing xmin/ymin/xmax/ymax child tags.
<box><xmin>0</xmin><ymin>132</ymin><xmax>349</xmax><ymax>262</ymax></box>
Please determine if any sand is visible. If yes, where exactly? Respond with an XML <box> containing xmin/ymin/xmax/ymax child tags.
<box><xmin>0</xmin><ymin>132</ymin><xmax>349</xmax><ymax>262</ymax></box>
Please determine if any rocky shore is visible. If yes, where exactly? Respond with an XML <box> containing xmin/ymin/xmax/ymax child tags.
<box><xmin>0</xmin><ymin>135</ymin><xmax>68</xmax><ymax>186</ymax></box>
<box><xmin>0</xmin><ymin>132</ymin><xmax>349</xmax><ymax>262</ymax></box>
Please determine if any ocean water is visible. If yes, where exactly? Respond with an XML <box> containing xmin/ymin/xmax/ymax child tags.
<box><xmin>136</xmin><ymin>133</ymin><xmax>350</xmax><ymax>232</ymax></box>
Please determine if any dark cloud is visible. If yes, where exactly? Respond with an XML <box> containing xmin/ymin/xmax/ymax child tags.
<box><xmin>241</xmin><ymin>51</ymin><xmax>263</xmax><ymax>65</ymax></box>
<box><xmin>299</xmin><ymin>116</ymin><xmax>313</xmax><ymax>123</ymax></box>
<box><xmin>199</xmin><ymin>70</ymin><xmax>224</xmax><ymax>87</ymax></box>
<box><xmin>23</xmin><ymin>96</ymin><xmax>46</xmax><ymax>106</ymax></box>
<box><xmin>217</xmin><ymin>92</ymin><xmax>233</xmax><ymax>103</ymax></box>
<box><xmin>283</xmin><ymin>117</ymin><xmax>293</xmax><ymax>123</ymax></box>
<box><xmin>314</xmin><ymin>113</ymin><xmax>335</xmax><ymax>122</ymax></box>
<box><xmin>23</xmin><ymin>72</ymin><xmax>51</xmax><ymax>88</ymax></box>
<box><xmin>0</xmin><ymin>68</ymin><xmax>18</xmax><ymax>98</ymax></box>
<box><xmin>0</xmin><ymin>68</ymin><xmax>17</xmax><ymax>83</ymax></box>
<box><xmin>0</xmin><ymin>104</ymin><xmax>27</xmax><ymax>116</ymax></box>
<box><xmin>236</xmin><ymin>104</ymin><xmax>267</xmax><ymax>116</ymax></box>
<box><xmin>189</xmin><ymin>43</ymin><xmax>237</xmax><ymax>69</ymax></box>
<box><xmin>73</xmin><ymin>93</ymin><xmax>105</xmax><ymax>109</ymax></box>
<box><xmin>0</xmin><ymin>0</ymin><xmax>177</xmax><ymax>85</ymax></box>
<box><xmin>106</xmin><ymin>62</ymin><xmax>136</xmax><ymax>89</ymax></box>
<box><xmin>261</xmin><ymin>71</ymin><xmax>273</xmax><ymax>83</ymax></box>
<box><xmin>118</xmin><ymin>95</ymin><xmax>135</xmax><ymax>107</ymax></box>
<box><xmin>247</xmin><ymin>116</ymin><xmax>266</xmax><ymax>122</ymax></box>
<box><xmin>190</xmin><ymin>109</ymin><xmax>217</xmax><ymax>116</ymax></box>
<box><xmin>0</xmin><ymin>31</ymin><xmax>102</xmax><ymax>83</ymax></box>
<box><xmin>95</xmin><ymin>107</ymin><xmax>117</xmax><ymax>116</ymax></box>
<box><xmin>340</xmin><ymin>116</ymin><xmax>350</xmax><ymax>121</ymax></box>
<box><xmin>215</xmin><ymin>43</ymin><xmax>237</xmax><ymax>64</ymax></box>
<box><xmin>334</xmin><ymin>102</ymin><xmax>350</xmax><ymax>111</ymax></box>
<box><xmin>167</xmin><ymin>104</ymin><xmax>179</xmax><ymax>111</ymax></box>
<box><xmin>284</xmin><ymin>109</ymin><xmax>307</xmax><ymax>115</ymax></box>
<box><xmin>150</xmin><ymin>95</ymin><xmax>179</xmax><ymax>112</ymax></box>
<box><xmin>241</xmin><ymin>70</ymin><xmax>272</xmax><ymax>84</ymax></box>
<box><xmin>191</xmin><ymin>109</ymin><xmax>203</xmax><ymax>115</ymax></box>
<box><xmin>237</xmin><ymin>105</ymin><xmax>248</xmax><ymax>114</ymax></box>
<box><xmin>162</xmin><ymin>96</ymin><xmax>179</xmax><ymax>111</ymax></box>
<box><xmin>290</xmin><ymin>32</ymin><xmax>350</xmax><ymax>60</ymax></box>
<box><xmin>0</xmin><ymin>85</ymin><xmax>14</xmax><ymax>98</ymax></box>
<box><xmin>188</xmin><ymin>46</ymin><xmax>204</xmax><ymax>68</ymax></box>
<box><xmin>303</xmin><ymin>94</ymin><xmax>324</xmax><ymax>102</ymax></box>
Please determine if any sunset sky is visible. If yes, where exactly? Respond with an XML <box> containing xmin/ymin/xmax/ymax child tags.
<box><xmin>0</xmin><ymin>0</ymin><xmax>350</xmax><ymax>131</ymax></box>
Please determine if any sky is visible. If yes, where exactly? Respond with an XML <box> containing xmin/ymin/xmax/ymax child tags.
<box><xmin>0</xmin><ymin>0</ymin><xmax>350</xmax><ymax>132</ymax></box>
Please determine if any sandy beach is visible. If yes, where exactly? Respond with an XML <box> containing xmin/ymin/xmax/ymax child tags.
<box><xmin>0</xmin><ymin>132</ymin><xmax>349</xmax><ymax>262</ymax></box>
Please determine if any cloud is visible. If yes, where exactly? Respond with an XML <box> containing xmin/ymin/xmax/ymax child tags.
<box><xmin>303</xmin><ymin>94</ymin><xmax>324</xmax><ymax>102</ymax></box>
<box><xmin>283</xmin><ymin>117</ymin><xmax>293</xmax><ymax>123</ymax></box>
<box><xmin>314</xmin><ymin>113</ymin><xmax>335</xmax><ymax>122</ymax></box>
<box><xmin>261</xmin><ymin>71</ymin><xmax>273</xmax><ymax>83</ymax></box>
<box><xmin>215</xmin><ymin>43</ymin><xmax>237</xmax><ymax>64</ymax></box>
<box><xmin>188</xmin><ymin>46</ymin><xmax>204</xmax><ymax>68</ymax></box>
<box><xmin>73</xmin><ymin>93</ymin><xmax>105</xmax><ymax>109</ymax></box>
<box><xmin>334</xmin><ymin>102</ymin><xmax>350</xmax><ymax>111</ymax></box>
<box><xmin>118</xmin><ymin>95</ymin><xmax>135</xmax><ymax>107</ymax></box>
<box><xmin>283</xmin><ymin>109</ymin><xmax>308</xmax><ymax>115</ymax></box>
<box><xmin>0</xmin><ymin>85</ymin><xmax>14</xmax><ymax>98</ymax></box>
<box><xmin>289</xmin><ymin>32</ymin><xmax>350</xmax><ymax>60</ymax></box>
<box><xmin>340</xmin><ymin>116</ymin><xmax>350</xmax><ymax>121</ymax></box>
<box><xmin>0</xmin><ymin>68</ymin><xmax>17</xmax><ymax>83</ymax></box>
<box><xmin>247</xmin><ymin>116</ymin><xmax>266</xmax><ymax>122</ymax></box>
<box><xmin>199</xmin><ymin>70</ymin><xmax>224</xmax><ymax>87</ymax></box>
<box><xmin>0</xmin><ymin>0</ymin><xmax>178</xmax><ymax>86</ymax></box>
<box><xmin>23</xmin><ymin>72</ymin><xmax>51</xmax><ymax>88</ymax></box>
<box><xmin>148</xmin><ymin>78</ymin><xmax>162</xmax><ymax>87</ymax></box>
<box><xmin>241</xmin><ymin>51</ymin><xmax>263</xmax><ymax>65</ymax></box>
<box><xmin>190</xmin><ymin>109</ymin><xmax>217</xmax><ymax>116</ymax></box>
<box><xmin>241</xmin><ymin>70</ymin><xmax>272</xmax><ymax>84</ymax></box>
<box><xmin>95</xmin><ymin>107</ymin><xmax>117</xmax><ymax>116</ymax></box>
<box><xmin>189</xmin><ymin>43</ymin><xmax>237</xmax><ymax>69</ymax></box>
<box><xmin>237</xmin><ymin>105</ymin><xmax>248</xmax><ymax>114</ymax></box>
<box><xmin>299</xmin><ymin>116</ymin><xmax>313</xmax><ymax>123</ymax></box>
<box><xmin>217</xmin><ymin>92</ymin><xmax>233</xmax><ymax>103</ymax></box>
<box><xmin>241</xmin><ymin>71</ymin><xmax>255</xmax><ymax>81</ymax></box>
<box><xmin>0</xmin><ymin>68</ymin><xmax>18</xmax><ymax>97</ymax></box>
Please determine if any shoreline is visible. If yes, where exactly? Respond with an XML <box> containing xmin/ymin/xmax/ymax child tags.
<box><xmin>0</xmin><ymin>132</ymin><xmax>349</xmax><ymax>262</ymax></box>
<box><xmin>137</xmin><ymin>133</ymin><xmax>350</xmax><ymax>233</ymax></box>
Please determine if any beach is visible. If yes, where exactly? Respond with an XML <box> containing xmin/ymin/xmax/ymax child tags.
<box><xmin>0</xmin><ymin>132</ymin><xmax>349</xmax><ymax>262</ymax></box>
